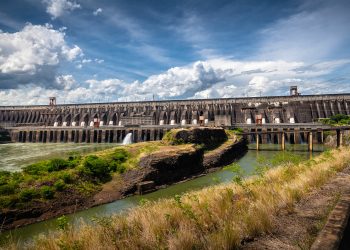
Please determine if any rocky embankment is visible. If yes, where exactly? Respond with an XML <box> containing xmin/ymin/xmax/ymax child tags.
<box><xmin>115</xmin><ymin>127</ymin><xmax>247</xmax><ymax>197</ymax></box>
<box><xmin>1</xmin><ymin>127</ymin><xmax>247</xmax><ymax>231</ymax></box>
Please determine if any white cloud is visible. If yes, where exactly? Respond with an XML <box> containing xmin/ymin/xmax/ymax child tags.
<box><xmin>94</xmin><ymin>58</ymin><xmax>104</xmax><ymax>64</ymax></box>
<box><xmin>55</xmin><ymin>74</ymin><xmax>76</xmax><ymax>90</ymax></box>
<box><xmin>93</xmin><ymin>8</ymin><xmax>102</xmax><ymax>16</ymax></box>
<box><xmin>0</xmin><ymin>23</ymin><xmax>82</xmax><ymax>88</ymax></box>
<box><xmin>2</xmin><ymin>58</ymin><xmax>349</xmax><ymax>105</ymax></box>
<box><xmin>257</xmin><ymin>0</ymin><xmax>350</xmax><ymax>61</ymax></box>
<box><xmin>44</xmin><ymin>0</ymin><xmax>81</xmax><ymax>19</ymax></box>
<box><xmin>82</xmin><ymin>59</ymin><xmax>92</xmax><ymax>63</ymax></box>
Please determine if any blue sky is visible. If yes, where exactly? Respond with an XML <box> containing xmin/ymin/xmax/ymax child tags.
<box><xmin>0</xmin><ymin>0</ymin><xmax>350</xmax><ymax>105</ymax></box>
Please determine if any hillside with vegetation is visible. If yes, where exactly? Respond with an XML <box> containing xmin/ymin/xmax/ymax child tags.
<box><xmin>0</xmin><ymin>128</ymin><xmax>244</xmax><ymax>232</ymax></box>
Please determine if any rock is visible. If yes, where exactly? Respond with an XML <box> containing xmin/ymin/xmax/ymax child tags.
<box><xmin>203</xmin><ymin>139</ymin><xmax>248</xmax><ymax>169</ymax></box>
<box><xmin>168</xmin><ymin>127</ymin><xmax>228</xmax><ymax>146</ymax></box>
<box><xmin>121</xmin><ymin>146</ymin><xmax>203</xmax><ymax>194</ymax></box>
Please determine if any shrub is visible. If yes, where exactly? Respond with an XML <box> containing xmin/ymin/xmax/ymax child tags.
<box><xmin>54</xmin><ymin>180</ymin><xmax>66</xmax><ymax>191</ymax></box>
<box><xmin>0</xmin><ymin>196</ymin><xmax>17</xmax><ymax>208</ymax></box>
<box><xmin>60</xmin><ymin>172</ymin><xmax>74</xmax><ymax>184</ymax></box>
<box><xmin>23</xmin><ymin>162</ymin><xmax>50</xmax><ymax>175</ymax></box>
<box><xmin>0</xmin><ymin>170</ymin><xmax>11</xmax><ymax>185</ymax></box>
<box><xmin>81</xmin><ymin>155</ymin><xmax>110</xmax><ymax>181</ymax></box>
<box><xmin>47</xmin><ymin>158</ymin><xmax>70</xmax><ymax>172</ymax></box>
<box><xmin>112</xmin><ymin>148</ymin><xmax>128</xmax><ymax>162</ymax></box>
<box><xmin>19</xmin><ymin>188</ymin><xmax>38</xmax><ymax>202</ymax></box>
<box><xmin>0</xmin><ymin>183</ymin><xmax>16</xmax><ymax>195</ymax></box>
<box><xmin>41</xmin><ymin>186</ymin><xmax>55</xmax><ymax>199</ymax></box>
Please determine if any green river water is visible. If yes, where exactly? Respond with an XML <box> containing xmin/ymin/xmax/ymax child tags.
<box><xmin>0</xmin><ymin>143</ymin><xmax>328</xmax><ymax>244</ymax></box>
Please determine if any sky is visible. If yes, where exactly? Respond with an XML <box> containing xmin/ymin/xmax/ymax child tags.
<box><xmin>0</xmin><ymin>0</ymin><xmax>350</xmax><ymax>105</ymax></box>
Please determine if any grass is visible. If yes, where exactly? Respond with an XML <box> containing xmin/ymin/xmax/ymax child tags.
<box><xmin>0</xmin><ymin>146</ymin><xmax>136</xmax><ymax>210</ymax></box>
<box><xmin>7</xmin><ymin>147</ymin><xmax>350</xmax><ymax>250</ymax></box>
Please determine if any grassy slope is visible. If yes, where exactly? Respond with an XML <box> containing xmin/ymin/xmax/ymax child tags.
<box><xmin>13</xmin><ymin>147</ymin><xmax>350</xmax><ymax>250</ymax></box>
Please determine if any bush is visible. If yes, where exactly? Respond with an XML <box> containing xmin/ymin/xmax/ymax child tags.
<box><xmin>0</xmin><ymin>183</ymin><xmax>16</xmax><ymax>195</ymax></box>
<box><xmin>19</xmin><ymin>188</ymin><xmax>38</xmax><ymax>202</ymax></box>
<box><xmin>47</xmin><ymin>158</ymin><xmax>70</xmax><ymax>172</ymax></box>
<box><xmin>23</xmin><ymin>162</ymin><xmax>50</xmax><ymax>175</ymax></box>
<box><xmin>60</xmin><ymin>172</ymin><xmax>74</xmax><ymax>184</ymax></box>
<box><xmin>113</xmin><ymin>148</ymin><xmax>128</xmax><ymax>163</ymax></box>
<box><xmin>81</xmin><ymin>155</ymin><xmax>110</xmax><ymax>181</ymax></box>
<box><xmin>54</xmin><ymin>180</ymin><xmax>66</xmax><ymax>191</ymax></box>
<box><xmin>0</xmin><ymin>196</ymin><xmax>17</xmax><ymax>208</ymax></box>
<box><xmin>41</xmin><ymin>186</ymin><xmax>55</xmax><ymax>199</ymax></box>
<box><xmin>0</xmin><ymin>170</ymin><xmax>11</xmax><ymax>185</ymax></box>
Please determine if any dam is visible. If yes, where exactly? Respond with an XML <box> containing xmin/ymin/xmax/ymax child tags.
<box><xmin>1</xmin><ymin>88</ymin><xmax>350</xmax><ymax>144</ymax></box>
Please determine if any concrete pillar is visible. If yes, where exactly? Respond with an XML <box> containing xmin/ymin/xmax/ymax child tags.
<box><xmin>294</xmin><ymin>129</ymin><xmax>300</xmax><ymax>144</ymax></box>
<box><xmin>101</xmin><ymin>130</ymin><xmax>106</xmax><ymax>142</ymax></box>
<box><xmin>112</xmin><ymin>130</ymin><xmax>117</xmax><ymax>143</ymax></box>
<box><xmin>138</xmin><ymin>130</ymin><xmax>143</xmax><ymax>142</ymax></box>
<box><xmin>181</xmin><ymin>119</ymin><xmax>186</xmax><ymax>126</ymax></box>
<box><xmin>78</xmin><ymin>130</ymin><xmax>83</xmax><ymax>143</ymax></box>
<box><xmin>90</xmin><ymin>129</ymin><xmax>95</xmax><ymax>143</ymax></box>
<box><xmin>262</xmin><ymin>129</ymin><xmax>267</xmax><ymax>144</ymax></box>
<box><xmin>256</xmin><ymin>133</ymin><xmax>259</xmax><ymax>151</ymax></box>
<box><xmin>308</xmin><ymin>132</ymin><xmax>313</xmax><ymax>151</ymax></box>
<box><xmin>26</xmin><ymin>131</ymin><xmax>30</xmax><ymax>142</ymax></box>
<box><xmin>336</xmin><ymin>129</ymin><xmax>343</xmax><ymax>147</ymax></box>
<box><xmin>281</xmin><ymin>132</ymin><xmax>285</xmax><ymax>151</ymax></box>
<box><xmin>150</xmin><ymin>129</ymin><xmax>155</xmax><ymax>141</ymax></box>
<box><xmin>67</xmin><ymin>130</ymin><xmax>72</xmax><ymax>142</ymax></box>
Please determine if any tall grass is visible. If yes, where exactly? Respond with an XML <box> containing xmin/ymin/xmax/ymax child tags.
<box><xmin>7</xmin><ymin>147</ymin><xmax>350</xmax><ymax>250</ymax></box>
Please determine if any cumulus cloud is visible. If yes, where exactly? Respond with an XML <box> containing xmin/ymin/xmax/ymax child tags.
<box><xmin>93</xmin><ymin>8</ymin><xmax>102</xmax><ymax>16</ymax></box>
<box><xmin>2</xmin><ymin>58</ymin><xmax>349</xmax><ymax>105</ymax></box>
<box><xmin>43</xmin><ymin>0</ymin><xmax>81</xmax><ymax>19</ymax></box>
<box><xmin>0</xmin><ymin>23</ymin><xmax>83</xmax><ymax>89</ymax></box>
<box><xmin>257</xmin><ymin>0</ymin><xmax>350</xmax><ymax>61</ymax></box>
<box><xmin>55</xmin><ymin>74</ymin><xmax>76</xmax><ymax>90</ymax></box>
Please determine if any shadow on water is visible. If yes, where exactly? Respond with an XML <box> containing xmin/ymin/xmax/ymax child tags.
<box><xmin>0</xmin><ymin>143</ymin><xmax>327</xmax><ymax>245</ymax></box>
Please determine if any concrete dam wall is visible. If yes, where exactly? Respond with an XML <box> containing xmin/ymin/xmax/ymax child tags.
<box><xmin>1</xmin><ymin>93</ymin><xmax>350</xmax><ymax>143</ymax></box>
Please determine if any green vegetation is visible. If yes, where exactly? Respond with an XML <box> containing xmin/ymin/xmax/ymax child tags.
<box><xmin>162</xmin><ymin>129</ymin><xmax>185</xmax><ymax>145</ymax></box>
<box><xmin>13</xmin><ymin>147</ymin><xmax>350</xmax><ymax>250</ymax></box>
<box><xmin>320</xmin><ymin>114</ymin><xmax>350</xmax><ymax>126</ymax></box>
<box><xmin>0</xmin><ymin>147</ymin><xmax>130</xmax><ymax>209</ymax></box>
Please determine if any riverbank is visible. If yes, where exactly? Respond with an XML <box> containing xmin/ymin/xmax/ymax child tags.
<box><xmin>8</xmin><ymin>147</ymin><xmax>350</xmax><ymax>250</ymax></box>
<box><xmin>0</xmin><ymin>128</ymin><xmax>247</xmax><ymax>231</ymax></box>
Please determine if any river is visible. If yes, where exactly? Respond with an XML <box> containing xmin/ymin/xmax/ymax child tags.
<box><xmin>0</xmin><ymin>143</ymin><xmax>327</xmax><ymax>244</ymax></box>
